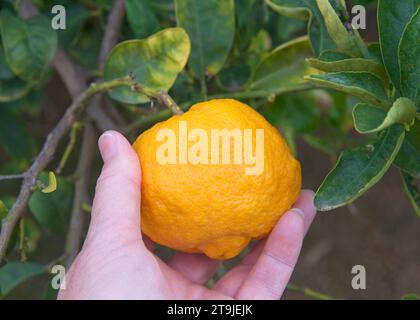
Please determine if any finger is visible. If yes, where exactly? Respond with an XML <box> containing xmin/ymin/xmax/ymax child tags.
<box><xmin>294</xmin><ymin>189</ymin><xmax>317</xmax><ymax>234</ymax></box>
<box><xmin>235</xmin><ymin>209</ymin><xmax>305</xmax><ymax>300</ymax></box>
<box><xmin>213</xmin><ymin>241</ymin><xmax>265</xmax><ymax>296</ymax></box>
<box><xmin>214</xmin><ymin>190</ymin><xmax>317</xmax><ymax>297</ymax></box>
<box><xmin>168</xmin><ymin>252</ymin><xmax>221</xmax><ymax>284</ymax></box>
<box><xmin>84</xmin><ymin>130</ymin><xmax>142</xmax><ymax>248</ymax></box>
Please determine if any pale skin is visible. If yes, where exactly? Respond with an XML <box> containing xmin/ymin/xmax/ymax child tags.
<box><xmin>58</xmin><ymin>131</ymin><xmax>317</xmax><ymax>300</ymax></box>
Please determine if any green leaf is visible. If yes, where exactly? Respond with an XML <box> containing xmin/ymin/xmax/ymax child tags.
<box><xmin>125</xmin><ymin>0</ymin><xmax>160</xmax><ymax>39</ymax></box>
<box><xmin>400</xmin><ymin>172</ymin><xmax>420</xmax><ymax>217</ymax></box>
<box><xmin>44</xmin><ymin>275</ymin><xmax>59</xmax><ymax>300</ymax></box>
<box><xmin>308</xmin><ymin>58</ymin><xmax>388</xmax><ymax>83</ymax></box>
<box><xmin>261</xmin><ymin>91</ymin><xmax>321</xmax><ymax>135</ymax></box>
<box><xmin>175</xmin><ymin>0</ymin><xmax>235</xmax><ymax>79</ymax></box>
<box><xmin>367</xmin><ymin>43</ymin><xmax>383</xmax><ymax>64</ymax></box>
<box><xmin>0</xmin><ymin>108</ymin><xmax>37</xmax><ymax>159</ymax></box>
<box><xmin>276</xmin><ymin>14</ymin><xmax>306</xmax><ymax>43</ymax></box>
<box><xmin>0</xmin><ymin>77</ymin><xmax>31</xmax><ymax>102</ymax></box>
<box><xmin>378</xmin><ymin>0</ymin><xmax>420</xmax><ymax>94</ymax></box>
<box><xmin>104</xmin><ymin>28</ymin><xmax>191</xmax><ymax>104</ymax></box>
<box><xmin>353</xmin><ymin>98</ymin><xmax>416</xmax><ymax>133</ymax></box>
<box><xmin>216</xmin><ymin>59</ymin><xmax>252</xmax><ymax>92</ymax></box>
<box><xmin>398</xmin><ymin>7</ymin><xmax>420</xmax><ymax>106</ymax></box>
<box><xmin>28</xmin><ymin>172</ymin><xmax>74</xmax><ymax>234</ymax></box>
<box><xmin>265</xmin><ymin>0</ymin><xmax>335</xmax><ymax>56</ymax></box>
<box><xmin>22</xmin><ymin>217</ymin><xmax>41</xmax><ymax>253</ymax></box>
<box><xmin>0</xmin><ymin>48</ymin><xmax>31</xmax><ymax>101</ymax></box>
<box><xmin>401</xmin><ymin>293</ymin><xmax>420</xmax><ymax>300</ymax></box>
<box><xmin>245</xmin><ymin>29</ymin><xmax>272</xmax><ymax>72</ymax></box>
<box><xmin>315</xmin><ymin>124</ymin><xmax>405</xmax><ymax>211</ymax></box>
<box><xmin>305</xmin><ymin>72</ymin><xmax>390</xmax><ymax>108</ymax></box>
<box><xmin>353</xmin><ymin>103</ymin><xmax>387</xmax><ymax>133</ymax></box>
<box><xmin>0</xmin><ymin>46</ymin><xmax>13</xmax><ymax>80</ymax></box>
<box><xmin>0</xmin><ymin>262</ymin><xmax>44</xmax><ymax>297</ymax></box>
<box><xmin>2</xmin><ymin>89</ymin><xmax>43</xmax><ymax>118</ymax></box>
<box><xmin>307</xmin><ymin>56</ymin><xmax>388</xmax><ymax>83</ymax></box>
<box><xmin>235</xmin><ymin>0</ymin><xmax>267</xmax><ymax>50</ymax></box>
<box><xmin>56</xmin><ymin>4</ymin><xmax>90</xmax><ymax>48</ymax></box>
<box><xmin>249</xmin><ymin>36</ymin><xmax>315</xmax><ymax>93</ymax></box>
<box><xmin>315</xmin><ymin>0</ymin><xmax>362</xmax><ymax>57</ymax></box>
<box><xmin>248</xmin><ymin>29</ymin><xmax>272</xmax><ymax>59</ymax></box>
<box><xmin>0</xmin><ymin>10</ymin><xmax>57</xmax><ymax>82</ymax></box>
<box><xmin>394</xmin><ymin>120</ymin><xmax>420</xmax><ymax>178</ymax></box>
<box><xmin>318</xmin><ymin>50</ymin><xmax>351</xmax><ymax>61</ymax></box>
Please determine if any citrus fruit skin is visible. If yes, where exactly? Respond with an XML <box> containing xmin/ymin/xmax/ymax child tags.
<box><xmin>133</xmin><ymin>99</ymin><xmax>301</xmax><ymax>259</ymax></box>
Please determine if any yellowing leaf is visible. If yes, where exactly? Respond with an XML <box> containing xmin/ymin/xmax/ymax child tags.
<box><xmin>104</xmin><ymin>28</ymin><xmax>191</xmax><ymax>104</ymax></box>
<box><xmin>41</xmin><ymin>171</ymin><xmax>57</xmax><ymax>194</ymax></box>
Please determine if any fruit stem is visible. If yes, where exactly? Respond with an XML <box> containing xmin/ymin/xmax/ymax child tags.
<box><xmin>130</xmin><ymin>78</ymin><xmax>184</xmax><ymax>115</ymax></box>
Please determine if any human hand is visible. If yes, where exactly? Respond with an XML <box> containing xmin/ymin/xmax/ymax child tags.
<box><xmin>58</xmin><ymin>131</ymin><xmax>317</xmax><ymax>300</ymax></box>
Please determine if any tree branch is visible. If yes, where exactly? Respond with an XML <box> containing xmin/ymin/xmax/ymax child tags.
<box><xmin>64</xmin><ymin>122</ymin><xmax>96</xmax><ymax>267</ymax></box>
<box><xmin>86</xmin><ymin>0</ymin><xmax>127</xmax><ymax>130</ymax></box>
<box><xmin>52</xmin><ymin>48</ymin><xmax>87</xmax><ymax>96</ymax></box>
<box><xmin>0</xmin><ymin>77</ymin><xmax>132</xmax><ymax>262</ymax></box>
<box><xmin>98</xmin><ymin>0</ymin><xmax>125</xmax><ymax>69</ymax></box>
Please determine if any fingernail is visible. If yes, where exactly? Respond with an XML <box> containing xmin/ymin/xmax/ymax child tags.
<box><xmin>290</xmin><ymin>208</ymin><xmax>305</xmax><ymax>219</ymax></box>
<box><xmin>98</xmin><ymin>132</ymin><xmax>117</xmax><ymax>162</ymax></box>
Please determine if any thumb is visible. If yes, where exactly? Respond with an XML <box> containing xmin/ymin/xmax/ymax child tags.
<box><xmin>84</xmin><ymin>130</ymin><xmax>142</xmax><ymax>247</ymax></box>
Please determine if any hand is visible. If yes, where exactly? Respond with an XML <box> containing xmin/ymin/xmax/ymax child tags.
<box><xmin>58</xmin><ymin>131</ymin><xmax>317</xmax><ymax>300</ymax></box>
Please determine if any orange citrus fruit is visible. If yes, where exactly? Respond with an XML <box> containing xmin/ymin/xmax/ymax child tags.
<box><xmin>133</xmin><ymin>99</ymin><xmax>301</xmax><ymax>259</ymax></box>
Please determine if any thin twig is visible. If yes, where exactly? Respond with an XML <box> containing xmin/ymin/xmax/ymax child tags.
<box><xmin>158</xmin><ymin>89</ymin><xmax>184</xmax><ymax>115</ymax></box>
<box><xmin>0</xmin><ymin>174</ymin><xmax>27</xmax><ymax>181</ymax></box>
<box><xmin>132</xmin><ymin>82</ymin><xmax>183</xmax><ymax>115</ymax></box>
<box><xmin>65</xmin><ymin>122</ymin><xmax>96</xmax><ymax>268</ymax></box>
<box><xmin>287</xmin><ymin>283</ymin><xmax>335</xmax><ymax>300</ymax></box>
<box><xmin>55</xmin><ymin>122</ymin><xmax>83</xmax><ymax>175</ymax></box>
<box><xmin>44</xmin><ymin>253</ymin><xmax>69</xmax><ymax>272</ymax></box>
<box><xmin>0</xmin><ymin>77</ymin><xmax>133</xmax><ymax>262</ymax></box>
